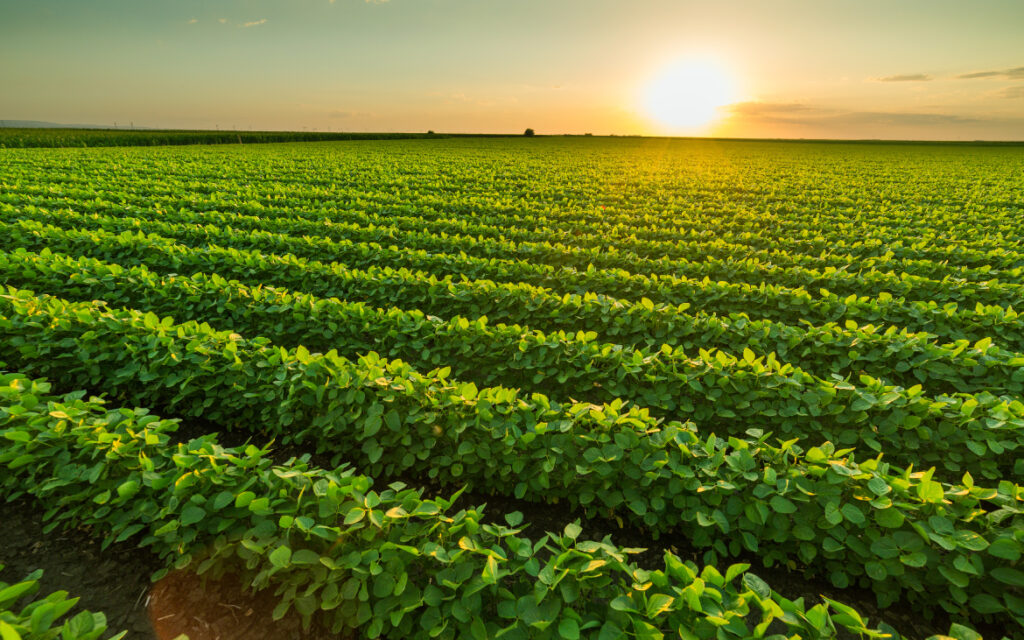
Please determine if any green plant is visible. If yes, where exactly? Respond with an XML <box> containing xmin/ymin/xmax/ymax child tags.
<box><xmin>0</xmin><ymin>565</ymin><xmax>126</xmax><ymax>640</ymax></box>
<box><xmin>0</xmin><ymin>371</ymin><xmax>905</xmax><ymax>639</ymax></box>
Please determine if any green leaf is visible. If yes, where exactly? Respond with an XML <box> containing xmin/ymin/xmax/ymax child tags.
<box><xmin>0</xmin><ymin>580</ymin><xmax>37</xmax><ymax>610</ymax></box>
<box><xmin>867</xmin><ymin>476</ymin><xmax>891</xmax><ymax>496</ymax></box>
<box><xmin>988</xmin><ymin>538</ymin><xmax>1021</xmax><ymax>562</ymax></box>
<box><xmin>769</xmin><ymin>496</ymin><xmax>796</xmax><ymax>514</ymax></box>
<box><xmin>0</xmin><ymin>620</ymin><xmax>22</xmax><ymax>640</ymax></box>
<box><xmin>291</xmin><ymin>549</ymin><xmax>321</xmax><ymax>565</ymax></box>
<box><xmin>742</xmin><ymin>573</ymin><xmax>771</xmax><ymax>600</ymax></box>
<box><xmin>953</xmin><ymin>531</ymin><xmax>989</xmax><ymax>551</ymax></box>
<box><xmin>874</xmin><ymin>508</ymin><xmax>904</xmax><ymax>529</ymax></box>
<box><xmin>30</xmin><ymin>601</ymin><xmax>64</xmax><ymax>636</ymax></box>
<box><xmin>558</xmin><ymin>618</ymin><xmax>580</xmax><ymax>640</ymax></box>
<box><xmin>990</xmin><ymin>567</ymin><xmax>1024</xmax><ymax>587</ymax></box>
<box><xmin>362</xmin><ymin>414</ymin><xmax>382</xmax><ymax>438</ymax></box>
<box><xmin>864</xmin><ymin>561</ymin><xmax>886</xmax><ymax>581</ymax></box>
<box><xmin>180</xmin><ymin>505</ymin><xmax>206</xmax><ymax>526</ymax></box>
<box><xmin>482</xmin><ymin>556</ymin><xmax>499</xmax><ymax>584</ymax></box>
<box><xmin>968</xmin><ymin>593</ymin><xmax>1002</xmax><ymax>615</ymax></box>
<box><xmin>840</xmin><ymin>503</ymin><xmax>865</xmax><ymax>525</ymax></box>
<box><xmin>631</xmin><ymin>619</ymin><xmax>664</xmax><ymax>640</ymax></box>
<box><xmin>564</xmin><ymin>522</ymin><xmax>582</xmax><ymax>540</ymax></box>
<box><xmin>946</xmin><ymin>623</ymin><xmax>983</xmax><ymax>640</ymax></box>
<box><xmin>646</xmin><ymin>594</ymin><xmax>674</xmax><ymax>617</ymax></box>
<box><xmin>824</xmin><ymin>501</ymin><xmax>843</xmax><ymax>525</ymax></box>
<box><xmin>269</xmin><ymin>545</ymin><xmax>292</xmax><ymax>568</ymax></box>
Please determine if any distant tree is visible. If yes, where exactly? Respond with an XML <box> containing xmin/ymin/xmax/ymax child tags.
<box><xmin>524</xmin><ymin>128</ymin><xmax>535</xmax><ymax>137</ymax></box>
<box><xmin>427</xmin><ymin>130</ymin><xmax>435</xmax><ymax>135</ymax></box>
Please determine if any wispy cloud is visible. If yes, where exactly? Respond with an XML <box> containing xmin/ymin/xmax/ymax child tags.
<box><xmin>957</xmin><ymin>66</ymin><xmax>1024</xmax><ymax>80</ymax></box>
<box><xmin>327</xmin><ymin>109</ymin><xmax>373</xmax><ymax>118</ymax></box>
<box><xmin>240</xmin><ymin>19</ymin><xmax>267</xmax><ymax>28</ymax></box>
<box><xmin>727</xmin><ymin>102</ymin><xmax>984</xmax><ymax>127</ymax></box>
<box><xmin>217</xmin><ymin>18</ymin><xmax>228</xmax><ymax>24</ymax></box>
<box><xmin>994</xmin><ymin>85</ymin><xmax>1024</xmax><ymax>99</ymax></box>
<box><xmin>187</xmin><ymin>18</ymin><xmax>198</xmax><ymax>25</ymax></box>
<box><xmin>727</xmin><ymin>102</ymin><xmax>816</xmax><ymax>122</ymax></box>
<box><xmin>877</xmin><ymin>73</ymin><xmax>932</xmax><ymax>82</ymax></box>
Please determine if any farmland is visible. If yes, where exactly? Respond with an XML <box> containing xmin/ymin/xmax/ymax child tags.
<box><xmin>0</xmin><ymin>136</ymin><xmax>1022</xmax><ymax>639</ymax></box>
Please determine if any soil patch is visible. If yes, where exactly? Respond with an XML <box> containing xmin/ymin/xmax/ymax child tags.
<box><xmin>147</xmin><ymin>570</ymin><xmax>342</xmax><ymax>640</ymax></box>
<box><xmin>0</xmin><ymin>497</ymin><xmax>338</xmax><ymax>640</ymax></box>
<box><xmin>0</xmin><ymin>497</ymin><xmax>162</xmax><ymax>639</ymax></box>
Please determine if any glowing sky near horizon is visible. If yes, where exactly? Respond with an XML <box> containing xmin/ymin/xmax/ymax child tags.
<box><xmin>1</xmin><ymin>0</ymin><xmax>1023</xmax><ymax>139</ymax></box>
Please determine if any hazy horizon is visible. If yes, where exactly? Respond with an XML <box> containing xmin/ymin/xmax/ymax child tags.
<box><xmin>3</xmin><ymin>0</ymin><xmax>1024</xmax><ymax>141</ymax></box>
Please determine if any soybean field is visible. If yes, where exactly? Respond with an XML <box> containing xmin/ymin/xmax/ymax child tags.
<box><xmin>1</xmin><ymin>136</ymin><xmax>1022</xmax><ymax>640</ymax></box>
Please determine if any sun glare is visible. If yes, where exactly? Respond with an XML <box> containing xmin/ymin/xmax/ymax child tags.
<box><xmin>643</xmin><ymin>58</ymin><xmax>737</xmax><ymax>132</ymax></box>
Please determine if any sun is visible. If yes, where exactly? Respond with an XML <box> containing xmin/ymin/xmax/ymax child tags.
<box><xmin>643</xmin><ymin>58</ymin><xmax>738</xmax><ymax>132</ymax></box>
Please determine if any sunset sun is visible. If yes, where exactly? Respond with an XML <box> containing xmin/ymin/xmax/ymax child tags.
<box><xmin>644</xmin><ymin>58</ymin><xmax>738</xmax><ymax>131</ymax></box>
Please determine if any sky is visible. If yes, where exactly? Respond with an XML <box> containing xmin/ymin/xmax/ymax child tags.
<box><xmin>1</xmin><ymin>0</ymin><xmax>1023</xmax><ymax>140</ymax></box>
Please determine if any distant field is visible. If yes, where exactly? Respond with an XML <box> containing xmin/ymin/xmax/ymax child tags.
<box><xmin>0</xmin><ymin>127</ymin><xmax>449</xmax><ymax>147</ymax></box>
<box><xmin>1</xmin><ymin>137</ymin><xmax>1022</xmax><ymax>638</ymax></box>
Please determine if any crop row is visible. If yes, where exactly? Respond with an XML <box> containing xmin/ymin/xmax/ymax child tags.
<box><xmin>4</xmin><ymin>151</ymin><xmax>1021</xmax><ymax>274</ymax></box>
<box><xmin>1</xmin><ymin>289</ymin><xmax>1021</xmax><ymax>629</ymax></box>
<box><xmin>6</xmin><ymin>178</ymin><xmax>1017</xmax><ymax>287</ymax></box>
<box><xmin>4</xmin><ymin>190</ymin><xmax>1023</xmax><ymax>307</ymax></box>
<box><xmin>0</xmin><ymin>370</ymin><xmax>891</xmax><ymax>639</ymax></box>
<box><xmin>4</xmin><ymin>206</ymin><xmax>1023</xmax><ymax>351</ymax></box>
<box><xmin>4</xmin><ymin>247</ymin><xmax>1022</xmax><ymax>481</ymax></box>
<box><xmin>4</xmin><ymin>218</ymin><xmax>1023</xmax><ymax>402</ymax></box>
<box><xmin>4</xmin><ymin>188</ymin><xmax>1022</xmax><ymax>295</ymax></box>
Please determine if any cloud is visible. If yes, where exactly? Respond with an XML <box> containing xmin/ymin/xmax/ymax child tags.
<box><xmin>726</xmin><ymin>102</ymin><xmax>817</xmax><ymax>123</ymax></box>
<box><xmin>994</xmin><ymin>85</ymin><xmax>1024</xmax><ymax>99</ymax></box>
<box><xmin>187</xmin><ymin>18</ymin><xmax>198</xmax><ymax>24</ymax></box>
<box><xmin>240</xmin><ymin>19</ymin><xmax>267</xmax><ymax>28</ymax></box>
<box><xmin>957</xmin><ymin>66</ymin><xmax>1024</xmax><ymax>80</ymax></box>
<box><xmin>327</xmin><ymin>109</ymin><xmax>373</xmax><ymax>119</ymax></box>
<box><xmin>728</xmin><ymin>102</ymin><xmax>815</xmax><ymax>114</ymax></box>
<box><xmin>727</xmin><ymin>102</ymin><xmax>983</xmax><ymax>127</ymax></box>
<box><xmin>218</xmin><ymin>18</ymin><xmax>228</xmax><ymax>24</ymax></box>
<box><xmin>837</xmin><ymin>111</ymin><xmax>980</xmax><ymax>126</ymax></box>
<box><xmin>877</xmin><ymin>73</ymin><xmax>932</xmax><ymax>82</ymax></box>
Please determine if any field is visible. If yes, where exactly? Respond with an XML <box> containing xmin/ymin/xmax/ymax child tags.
<box><xmin>0</xmin><ymin>135</ymin><xmax>1022</xmax><ymax>640</ymax></box>
<box><xmin>0</xmin><ymin>128</ymin><xmax>446</xmax><ymax>148</ymax></box>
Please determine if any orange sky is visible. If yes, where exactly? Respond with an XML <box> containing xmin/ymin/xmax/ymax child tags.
<box><xmin>2</xmin><ymin>0</ymin><xmax>1023</xmax><ymax>139</ymax></box>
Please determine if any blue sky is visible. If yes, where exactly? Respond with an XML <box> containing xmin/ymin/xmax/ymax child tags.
<box><xmin>2</xmin><ymin>0</ymin><xmax>1023</xmax><ymax>139</ymax></box>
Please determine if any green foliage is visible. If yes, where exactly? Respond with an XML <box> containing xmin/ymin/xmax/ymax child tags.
<box><xmin>0</xmin><ymin>564</ymin><xmax>125</xmax><ymax>640</ymax></box>
<box><xmin>0</xmin><ymin>290</ymin><xmax>1021</xmax><ymax>629</ymax></box>
<box><xmin>1</xmin><ymin>137</ymin><xmax>1022</xmax><ymax>636</ymax></box>
<box><xmin>0</xmin><ymin>371</ymin><xmax>898</xmax><ymax>639</ymax></box>
<box><xmin>4</xmin><ymin>201</ymin><xmax>1023</xmax><ymax>350</ymax></box>
<box><xmin>3</xmin><ymin>219</ymin><xmax>1023</xmax><ymax>400</ymax></box>
<box><xmin>0</xmin><ymin>249</ymin><xmax>1021</xmax><ymax>481</ymax></box>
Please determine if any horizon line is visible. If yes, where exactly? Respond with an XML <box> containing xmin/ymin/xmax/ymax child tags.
<box><xmin>2</xmin><ymin>122</ymin><xmax>1023</xmax><ymax>145</ymax></box>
